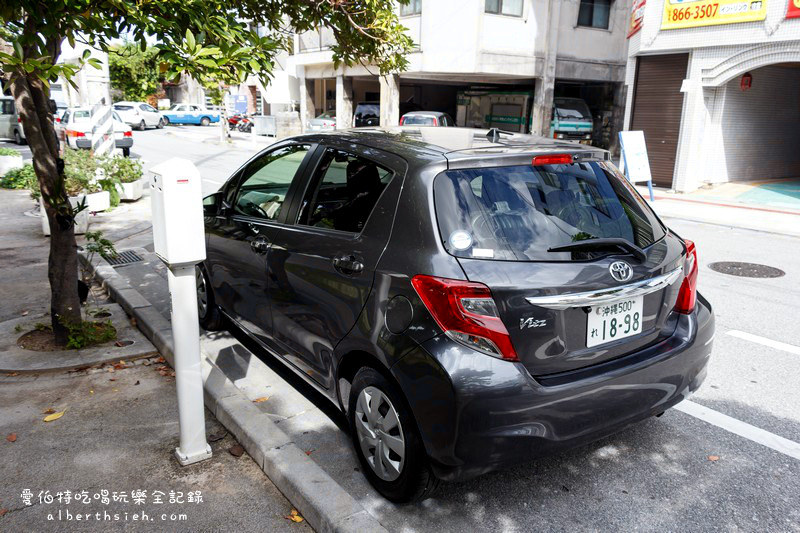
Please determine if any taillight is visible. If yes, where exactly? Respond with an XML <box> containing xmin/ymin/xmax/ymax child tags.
<box><xmin>123</xmin><ymin>131</ymin><xmax>132</xmax><ymax>137</ymax></box>
<box><xmin>533</xmin><ymin>154</ymin><xmax>573</xmax><ymax>166</ymax></box>
<box><xmin>67</xmin><ymin>130</ymin><xmax>85</xmax><ymax>137</ymax></box>
<box><xmin>399</xmin><ymin>116</ymin><xmax>405</xmax><ymax>125</ymax></box>
<box><xmin>674</xmin><ymin>240</ymin><xmax>698</xmax><ymax>314</ymax></box>
<box><xmin>432</xmin><ymin>118</ymin><xmax>438</xmax><ymax>126</ymax></box>
<box><xmin>411</xmin><ymin>275</ymin><xmax>518</xmax><ymax>361</ymax></box>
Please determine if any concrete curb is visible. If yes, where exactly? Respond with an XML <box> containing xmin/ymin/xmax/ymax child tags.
<box><xmin>79</xmin><ymin>250</ymin><xmax>387</xmax><ymax>533</ymax></box>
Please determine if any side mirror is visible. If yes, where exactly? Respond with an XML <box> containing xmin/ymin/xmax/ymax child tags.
<box><xmin>202</xmin><ymin>193</ymin><xmax>222</xmax><ymax>217</ymax></box>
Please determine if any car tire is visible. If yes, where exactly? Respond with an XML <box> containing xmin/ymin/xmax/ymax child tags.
<box><xmin>162</xmin><ymin>116</ymin><xmax>170</xmax><ymax>126</ymax></box>
<box><xmin>348</xmin><ymin>367</ymin><xmax>440</xmax><ymax>503</ymax></box>
<box><xmin>157</xmin><ymin>118</ymin><xmax>165</xmax><ymax>129</ymax></box>
<box><xmin>138</xmin><ymin>120</ymin><xmax>146</xmax><ymax>131</ymax></box>
<box><xmin>14</xmin><ymin>129</ymin><xmax>26</xmax><ymax>145</ymax></box>
<box><xmin>196</xmin><ymin>265</ymin><xmax>224</xmax><ymax>331</ymax></box>
<box><xmin>200</xmin><ymin>116</ymin><xmax>210</xmax><ymax>127</ymax></box>
<box><xmin>122</xmin><ymin>147</ymin><xmax>130</xmax><ymax>157</ymax></box>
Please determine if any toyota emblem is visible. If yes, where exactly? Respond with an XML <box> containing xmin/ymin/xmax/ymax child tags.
<box><xmin>609</xmin><ymin>261</ymin><xmax>633</xmax><ymax>282</ymax></box>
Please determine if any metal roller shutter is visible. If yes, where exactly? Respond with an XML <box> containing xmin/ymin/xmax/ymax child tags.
<box><xmin>630</xmin><ymin>54</ymin><xmax>689</xmax><ymax>188</ymax></box>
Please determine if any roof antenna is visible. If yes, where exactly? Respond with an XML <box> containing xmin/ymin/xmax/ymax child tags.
<box><xmin>486</xmin><ymin>128</ymin><xmax>513</xmax><ymax>143</ymax></box>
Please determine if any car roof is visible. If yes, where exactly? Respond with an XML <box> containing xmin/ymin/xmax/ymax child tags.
<box><xmin>292</xmin><ymin>127</ymin><xmax>608</xmax><ymax>165</ymax></box>
<box><xmin>402</xmin><ymin>111</ymin><xmax>446</xmax><ymax>117</ymax></box>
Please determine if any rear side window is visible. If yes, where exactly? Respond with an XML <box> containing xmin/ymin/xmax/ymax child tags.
<box><xmin>433</xmin><ymin>161</ymin><xmax>665</xmax><ymax>261</ymax></box>
<box><xmin>234</xmin><ymin>144</ymin><xmax>310</xmax><ymax>220</ymax></box>
<box><xmin>297</xmin><ymin>148</ymin><xmax>393</xmax><ymax>233</ymax></box>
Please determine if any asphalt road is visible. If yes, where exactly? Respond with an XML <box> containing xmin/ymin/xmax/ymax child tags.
<box><xmin>14</xmin><ymin>128</ymin><xmax>798</xmax><ymax>531</ymax></box>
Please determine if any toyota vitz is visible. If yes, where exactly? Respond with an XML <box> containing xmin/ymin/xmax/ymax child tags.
<box><xmin>197</xmin><ymin>127</ymin><xmax>714</xmax><ymax>502</ymax></box>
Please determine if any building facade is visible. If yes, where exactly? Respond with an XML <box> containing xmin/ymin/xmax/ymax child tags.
<box><xmin>624</xmin><ymin>0</ymin><xmax>800</xmax><ymax>192</ymax></box>
<box><xmin>267</xmin><ymin>0</ymin><xmax>631</xmax><ymax>150</ymax></box>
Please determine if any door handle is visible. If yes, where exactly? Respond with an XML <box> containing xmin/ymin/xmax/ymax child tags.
<box><xmin>250</xmin><ymin>236</ymin><xmax>269</xmax><ymax>254</ymax></box>
<box><xmin>333</xmin><ymin>255</ymin><xmax>364</xmax><ymax>275</ymax></box>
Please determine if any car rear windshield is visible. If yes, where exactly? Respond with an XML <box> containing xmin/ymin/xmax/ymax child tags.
<box><xmin>403</xmin><ymin>115</ymin><xmax>436</xmax><ymax>126</ymax></box>
<box><xmin>355</xmin><ymin>104</ymin><xmax>379</xmax><ymax>118</ymax></box>
<box><xmin>114</xmin><ymin>105</ymin><xmax>133</xmax><ymax>111</ymax></box>
<box><xmin>72</xmin><ymin>111</ymin><xmax>90</xmax><ymax>122</ymax></box>
<box><xmin>433</xmin><ymin>161</ymin><xmax>665</xmax><ymax>261</ymax></box>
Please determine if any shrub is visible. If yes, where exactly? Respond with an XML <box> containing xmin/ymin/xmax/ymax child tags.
<box><xmin>0</xmin><ymin>147</ymin><xmax>21</xmax><ymax>157</ymax></box>
<box><xmin>99</xmin><ymin>155</ymin><xmax>142</xmax><ymax>184</ymax></box>
<box><xmin>1</xmin><ymin>163</ymin><xmax>36</xmax><ymax>190</ymax></box>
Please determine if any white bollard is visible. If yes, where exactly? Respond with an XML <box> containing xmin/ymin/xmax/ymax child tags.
<box><xmin>150</xmin><ymin>158</ymin><xmax>212</xmax><ymax>466</ymax></box>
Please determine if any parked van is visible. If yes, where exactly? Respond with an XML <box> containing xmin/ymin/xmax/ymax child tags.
<box><xmin>1</xmin><ymin>96</ymin><xmax>61</xmax><ymax>145</ymax></box>
<box><xmin>0</xmin><ymin>96</ymin><xmax>26</xmax><ymax>144</ymax></box>
<box><xmin>550</xmin><ymin>97</ymin><xmax>594</xmax><ymax>144</ymax></box>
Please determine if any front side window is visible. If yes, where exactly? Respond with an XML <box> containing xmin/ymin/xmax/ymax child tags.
<box><xmin>434</xmin><ymin>161</ymin><xmax>665</xmax><ymax>261</ymax></box>
<box><xmin>485</xmin><ymin>0</ymin><xmax>523</xmax><ymax>16</ymax></box>
<box><xmin>234</xmin><ymin>144</ymin><xmax>311</xmax><ymax>220</ymax></box>
<box><xmin>400</xmin><ymin>0</ymin><xmax>421</xmax><ymax>16</ymax></box>
<box><xmin>578</xmin><ymin>0</ymin><xmax>611</xmax><ymax>29</ymax></box>
<box><xmin>297</xmin><ymin>148</ymin><xmax>393</xmax><ymax>233</ymax></box>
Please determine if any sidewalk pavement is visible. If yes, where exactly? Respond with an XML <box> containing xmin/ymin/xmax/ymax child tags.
<box><xmin>637</xmin><ymin>184</ymin><xmax>800</xmax><ymax>237</ymax></box>
<box><xmin>0</xmin><ymin>357</ymin><xmax>312</xmax><ymax>532</ymax></box>
<box><xmin>0</xmin><ymin>190</ymin><xmax>313</xmax><ymax>532</ymax></box>
<box><xmin>80</xmin><ymin>248</ymin><xmax>389</xmax><ymax>533</ymax></box>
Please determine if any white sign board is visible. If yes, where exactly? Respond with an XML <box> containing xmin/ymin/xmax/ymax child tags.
<box><xmin>619</xmin><ymin>130</ymin><xmax>655</xmax><ymax>201</ymax></box>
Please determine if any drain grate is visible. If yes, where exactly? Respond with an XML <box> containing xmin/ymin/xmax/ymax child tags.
<box><xmin>708</xmin><ymin>262</ymin><xmax>785</xmax><ymax>278</ymax></box>
<box><xmin>106</xmin><ymin>250</ymin><xmax>143</xmax><ymax>267</ymax></box>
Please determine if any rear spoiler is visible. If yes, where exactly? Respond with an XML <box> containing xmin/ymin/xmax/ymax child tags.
<box><xmin>444</xmin><ymin>148</ymin><xmax>609</xmax><ymax>170</ymax></box>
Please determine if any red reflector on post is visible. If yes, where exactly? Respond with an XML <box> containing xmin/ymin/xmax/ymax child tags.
<box><xmin>533</xmin><ymin>154</ymin><xmax>573</xmax><ymax>166</ymax></box>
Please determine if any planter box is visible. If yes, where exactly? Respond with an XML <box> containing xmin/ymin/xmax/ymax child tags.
<box><xmin>41</xmin><ymin>195</ymin><xmax>89</xmax><ymax>236</ymax></box>
<box><xmin>0</xmin><ymin>154</ymin><xmax>24</xmax><ymax>176</ymax></box>
<box><xmin>116</xmin><ymin>178</ymin><xmax>144</xmax><ymax>201</ymax></box>
<box><xmin>86</xmin><ymin>190</ymin><xmax>111</xmax><ymax>212</ymax></box>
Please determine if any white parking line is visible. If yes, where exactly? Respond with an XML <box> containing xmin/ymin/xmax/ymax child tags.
<box><xmin>726</xmin><ymin>330</ymin><xmax>800</xmax><ymax>355</ymax></box>
<box><xmin>675</xmin><ymin>400</ymin><xmax>800</xmax><ymax>461</ymax></box>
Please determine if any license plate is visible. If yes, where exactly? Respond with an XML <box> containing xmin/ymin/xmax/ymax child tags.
<box><xmin>586</xmin><ymin>296</ymin><xmax>643</xmax><ymax>348</ymax></box>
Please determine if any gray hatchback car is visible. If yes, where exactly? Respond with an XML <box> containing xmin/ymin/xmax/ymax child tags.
<box><xmin>197</xmin><ymin>127</ymin><xmax>714</xmax><ymax>502</ymax></box>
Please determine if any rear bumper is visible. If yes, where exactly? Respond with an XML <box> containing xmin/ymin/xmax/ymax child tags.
<box><xmin>75</xmin><ymin>138</ymin><xmax>92</xmax><ymax>149</ymax></box>
<box><xmin>391</xmin><ymin>294</ymin><xmax>714</xmax><ymax>482</ymax></box>
<box><xmin>115</xmin><ymin>137</ymin><xmax>133</xmax><ymax>148</ymax></box>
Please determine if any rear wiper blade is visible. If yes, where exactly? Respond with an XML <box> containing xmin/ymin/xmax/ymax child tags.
<box><xmin>548</xmin><ymin>238</ymin><xmax>646</xmax><ymax>262</ymax></box>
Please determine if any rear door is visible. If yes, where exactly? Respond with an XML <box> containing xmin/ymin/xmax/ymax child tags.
<box><xmin>204</xmin><ymin>143</ymin><xmax>315</xmax><ymax>343</ymax></box>
<box><xmin>433</xmin><ymin>158</ymin><xmax>685</xmax><ymax>376</ymax></box>
<box><xmin>263</xmin><ymin>145</ymin><xmax>404</xmax><ymax>389</ymax></box>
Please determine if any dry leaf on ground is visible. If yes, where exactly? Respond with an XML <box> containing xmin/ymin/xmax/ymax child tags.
<box><xmin>253</xmin><ymin>397</ymin><xmax>269</xmax><ymax>403</ymax></box>
<box><xmin>208</xmin><ymin>431</ymin><xmax>227</xmax><ymax>442</ymax></box>
<box><xmin>0</xmin><ymin>509</ymin><xmax>8</xmax><ymax>517</ymax></box>
<box><xmin>43</xmin><ymin>408</ymin><xmax>55</xmax><ymax>414</ymax></box>
<box><xmin>708</xmin><ymin>455</ymin><xmax>720</xmax><ymax>462</ymax></box>
<box><xmin>286</xmin><ymin>509</ymin><xmax>304</xmax><ymax>523</ymax></box>
<box><xmin>6</xmin><ymin>433</ymin><xmax>17</xmax><ymax>442</ymax></box>
<box><xmin>6</xmin><ymin>372</ymin><xmax>19</xmax><ymax>377</ymax></box>
<box><xmin>228</xmin><ymin>444</ymin><xmax>244</xmax><ymax>457</ymax></box>
<box><xmin>43</xmin><ymin>411</ymin><xmax>65</xmax><ymax>423</ymax></box>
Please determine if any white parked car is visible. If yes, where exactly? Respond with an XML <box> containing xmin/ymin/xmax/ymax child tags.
<box><xmin>112</xmin><ymin>101</ymin><xmax>164</xmax><ymax>130</ymax></box>
<box><xmin>307</xmin><ymin>111</ymin><xmax>336</xmax><ymax>131</ymax></box>
<box><xmin>59</xmin><ymin>108</ymin><xmax>134</xmax><ymax>157</ymax></box>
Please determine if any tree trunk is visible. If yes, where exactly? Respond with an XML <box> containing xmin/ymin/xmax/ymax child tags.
<box><xmin>9</xmin><ymin>72</ymin><xmax>82</xmax><ymax>345</ymax></box>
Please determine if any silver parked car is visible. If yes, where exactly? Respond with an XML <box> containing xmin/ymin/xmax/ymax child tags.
<box><xmin>400</xmin><ymin>111</ymin><xmax>455</xmax><ymax>127</ymax></box>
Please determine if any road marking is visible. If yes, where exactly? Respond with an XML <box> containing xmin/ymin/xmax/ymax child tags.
<box><xmin>675</xmin><ymin>400</ymin><xmax>800</xmax><ymax>461</ymax></box>
<box><xmin>726</xmin><ymin>330</ymin><xmax>800</xmax><ymax>355</ymax></box>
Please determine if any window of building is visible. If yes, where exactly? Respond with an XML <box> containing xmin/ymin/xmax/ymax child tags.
<box><xmin>400</xmin><ymin>0</ymin><xmax>421</xmax><ymax>16</ymax></box>
<box><xmin>234</xmin><ymin>144</ymin><xmax>310</xmax><ymax>220</ymax></box>
<box><xmin>577</xmin><ymin>0</ymin><xmax>611</xmax><ymax>29</ymax></box>
<box><xmin>485</xmin><ymin>0</ymin><xmax>523</xmax><ymax>17</ymax></box>
<box><xmin>298</xmin><ymin>148</ymin><xmax>393</xmax><ymax>234</ymax></box>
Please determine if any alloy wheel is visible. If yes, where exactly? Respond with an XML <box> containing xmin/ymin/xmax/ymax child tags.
<box><xmin>196</xmin><ymin>266</ymin><xmax>208</xmax><ymax>319</ymax></box>
<box><xmin>354</xmin><ymin>386</ymin><xmax>405</xmax><ymax>481</ymax></box>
